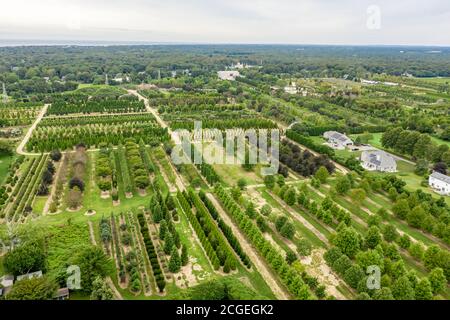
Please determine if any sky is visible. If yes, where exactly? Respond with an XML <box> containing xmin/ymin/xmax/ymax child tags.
<box><xmin>0</xmin><ymin>0</ymin><xmax>449</xmax><ymax>46</ymax></box>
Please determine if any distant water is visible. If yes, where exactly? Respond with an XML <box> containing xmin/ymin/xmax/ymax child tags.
<box><xmin>0</xmin><ymin>39</ymin><xmax>182</xmax><ymax>47</ymax></box>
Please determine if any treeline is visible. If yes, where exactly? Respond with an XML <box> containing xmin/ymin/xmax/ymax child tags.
<box><xmin>379</xmin><ymin>175</ymin><xmax>449</xmax><ymax>244</ymax></box>
<box><xmin>170</xmin><ymin>118</ymin><xmax>278</xmax><ymax>131</ymax></box>
<box><xmin>158</xmin><ymin>104</ymin><xmax>244</xmax><ymax>114</ymax></box>
<box><xmin>28</xmin><ymin>116</ymin><xmax>169</xmax><ymax>152</ymax></box>
<box><xmin>382</xmin><ymin>127</ymin><xmax>450</xmax><ymax>170</ymax></box>
<box><xmin>47</xmin><ymin>98</ymin><xmax>145</xmax><ymax>115</ymax></box>
<box><xmin>198</xmin><ymin>190</ymin><xmax>251</xmax><ymax>268</ymax></box>
<box><xmin>279</xmin><ymin>139</ymin><xmax>335</xmax><ymax>177</ymax></box>
<box><xmin>292</xmin><ymin>123</ymin><xmax>387</xmax><ymax>136</ymax></box>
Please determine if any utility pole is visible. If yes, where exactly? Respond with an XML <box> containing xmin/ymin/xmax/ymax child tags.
<box><xmin>105</xmin><ymin>73</ymin><xmax>109</xmax><ymax>85</ymax></box>
<box><xmin>158</xmin><ymin>69</ymin><xmax>161</xmax><ymax>80</ymax></box>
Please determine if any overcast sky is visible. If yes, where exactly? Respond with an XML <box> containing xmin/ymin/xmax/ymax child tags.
<box><xmin>0</xmin><ymin>0</ymin><xmax>449</xmax><ymax>45</ymax></box>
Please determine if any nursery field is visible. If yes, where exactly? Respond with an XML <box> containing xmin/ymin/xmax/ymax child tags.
<box><xmin>0</xmin><ymin>47</ymin><xmax>449</xmax><ymax>302</ymax></box>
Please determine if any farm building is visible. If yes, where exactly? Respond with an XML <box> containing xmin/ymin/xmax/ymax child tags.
<box><xmin>360</xmin><ymin>150</ymin><xmax>397</xmax><ymax>172</ymax></box>
<box><xmin>429</xmin><ymin>171</ymin><xmax>450</xmax><ymax>196</ymax></box>
<box><xmin>323</xmin><ymin>131</ymin><xmax>354</xmax><ymax>150</ymax></box>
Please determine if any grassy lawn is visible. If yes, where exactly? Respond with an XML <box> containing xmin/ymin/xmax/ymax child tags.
<box><xmin>213</xmin><ymin>164</ymin><xmax>263</xmax><ymax>187</ymax></box>
<box><xmin>0</xmin><ymin>154</ymin><xmax>14</xmax><ymax>184</ymax></box>
<box><xmin>32</xmin><ymin>196</ymin><xmax>47</xmax><ymax>215</ymax></box>
<box><xmin>430</xmin><ymin>136</ymin><xmax>450</xmax><ymax>148</ymax></box>
<box><xmin>419</xmin><ymin>77</ymin><xmax>450</xmax><ymax>84</ymax></box>
<box><xmin>0</xmin><ymin>256</ymin><xmax>4</xmax><ymax>276</ymax></box>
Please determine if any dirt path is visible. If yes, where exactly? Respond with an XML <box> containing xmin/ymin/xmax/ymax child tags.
<box><xmin>206</xmin><ymin>193</ymin><xmax>290</xmax><ymax>300</ymax></box>
<box><xmin>16</xmin><ymin>104</ymin><xmax>49</xmax><ymax>156</ymax></box>
<box><xmin>128</xmin><ymin>90</ymin><xmax>170</xmax><ymax>131</ymax></box>
<box><xmin>154</xmin><ymin>160</ymin><xmax>177</xmax><ymax>193</ymax></box>
<box><xmin>42</xmin><ymin>155</ymin><xmax>65</xmax><ymax>215</ymax></box>
<box><xmin>106</xmin><ymin>276</ymin><xmax>124</xmax><ymax>300</ymax></box>
<box><xmin>268</xmin><ymin>190</ymin><xmax>331</xmax><ymax>245</ymax></box>
<box><xmin>163</xmin><ymin>152</ymin><xmax>186</xmax><ymax>192</ymax></box>
<box><xmin>88</xmin><ymin>221</ymin><xmax>97</xmax><ymax>246</ymax></box>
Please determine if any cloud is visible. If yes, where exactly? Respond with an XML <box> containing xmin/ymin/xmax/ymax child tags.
<box><xmin>0</xmin><ymin>0</ymin><xmax>449</xmax><ymax>45</ymax></box>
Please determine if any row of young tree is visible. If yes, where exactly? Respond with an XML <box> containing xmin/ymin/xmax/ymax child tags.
<box><xmin>324</xmin><ymin>223</ymin><xmax>448</xmax><ymax>300</ymax></box>
<box><xmin>198</xmin><ymin>190</ymin><xmax>252</xmax><ymax>268</ymax></box>
<box><xmin>47</xmin><ymin>97</ymin><xmax>145</xmax><ymax>115</ymax></box>
<box><xmin>136</xmin><ymin>211</ymin><xmax>166</xmax><ymax>293</ymax></box>
<box><xmin>170</xmin><ymin>118</ymin><xmax>278</xmax><ymax>131</ymax></box>
<box><xmin>214</xmin><ymin>184</ymin><xmax>313</xmax><ymax>299</ymax></box>
<box><xmin>0</xmin><ymin>156</ymin><xmax>24</xmax><ymax>215</ymax></box>
<box><xmin>28</xmin><ymin>118</ymin><xmax>168</xmax><ymax>152</ymax></box>
<box><xmin>4</xmin><ymin>154</ymin><xmax>48</xmax><ymax>222</ymax></box>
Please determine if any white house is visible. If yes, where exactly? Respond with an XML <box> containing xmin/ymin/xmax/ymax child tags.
<box><xmin>360</xmin><ymin>150</ymin><xmax>397</xmax><ymax>172</ymax></box>
<box><xmin>284</xmin><ymin>82</ymin><xmax>298</xmax><ymax>94</ymax></box>
<box><xmin>429</xmin><ymin>171</ymin><xmax>450</xmax><ymax>196</ymax></box>
<box><xmin>218</xmin><ymin>71</ymin><xmax>240</xmax><ymax>81</ymax></box>
<box><xmin>323</xmin><ymin>131</ymin><xmax>354</xmax><ymax>150</ymax></box>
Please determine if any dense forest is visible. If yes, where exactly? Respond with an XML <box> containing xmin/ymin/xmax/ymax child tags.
<box><xmin>1</xmin><ymin>45</ymin><xmax>450</xmax><ymax>99</ymax></box>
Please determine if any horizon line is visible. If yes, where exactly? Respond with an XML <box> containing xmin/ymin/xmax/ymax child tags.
<box><xmin>0</xmin><ymin>39</ymin><xmax>450</xmax><ymax>48</ymax></box>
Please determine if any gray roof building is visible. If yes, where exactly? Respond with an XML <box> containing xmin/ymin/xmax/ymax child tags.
<box><xmin>361</xmin><ymin>150</ymin><xmax>397</xmax><ymax>172</ymax></box>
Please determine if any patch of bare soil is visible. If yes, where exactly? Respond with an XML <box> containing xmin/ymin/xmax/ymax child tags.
<box><xmin>88</xmin><ymin>221</ymin><xmax>97</xmax><ymax>246</ymax></box>
<box><xmin>85</xmin><ymin>210</ymin><xmax>96</xmax><ymax>216</ymax></box>
<box><xmin>100</xmin><ymin>191</ymin><xmax>110</xmax><ymax>199</ymax></box>
<box><xmin>174</xmin><ymin>256</ymin><xmax>199</xmax><ymax>289</ymax></box>
<box><xmin>300</xmin><ymin>249</ymin><xmax>347</xmax><ymax>300</ymax></box>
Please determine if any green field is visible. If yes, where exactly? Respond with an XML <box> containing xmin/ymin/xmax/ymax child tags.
<box><xmin>0</xmin><ymin>154</ymin><xmax>14</xmax><ymax>184</ymax></box>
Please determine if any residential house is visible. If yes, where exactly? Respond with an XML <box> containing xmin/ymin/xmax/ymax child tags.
<box><xmin>360</xmin><ymin>150</ymin><xmax>397</xmax><ymax>172</ymax></box>
<box><xmin>429</xmin><ymin>171</ymin><xmax>450</xmax><ymax>196</ymax></box>
<box><xmin>323</xmin><ymin>131</ymin><xmax>354</xmax><ymax>150</ymax></box>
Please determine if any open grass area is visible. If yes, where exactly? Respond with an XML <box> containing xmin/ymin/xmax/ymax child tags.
<box><xmin>0</xmin><ymin>154</ymin><xmax>14</xmax><ymax>184</ymax></box>
<box><xmin>213</xmin><ymin>164</ymin><xmax>263</xmax><ymax>186</ymax></box>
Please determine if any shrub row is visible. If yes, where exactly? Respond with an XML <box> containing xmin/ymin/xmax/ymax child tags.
<box><xmin>215</xmin><ymin>184</ymin><xmax>312</xmax><ymax>300</ymax></box>
<box><xmin>137</xmin><ymin>211</ymin><xmax>166</xmax><ymax>292</ymax></box>
<box><xmin>198</xmin><ymin>190</ymin><xmax>251</xmax><ymax>268</ymax></box>
<box><xmin>176</xmin><ymin>191</ymin><xmax>221</xmax><ymax>270</ymax></box>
